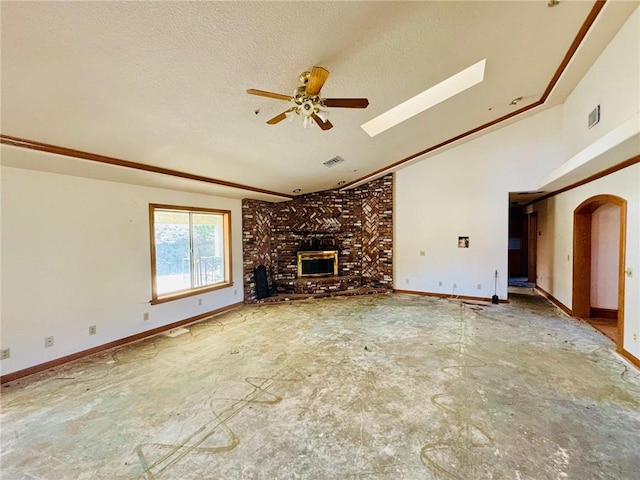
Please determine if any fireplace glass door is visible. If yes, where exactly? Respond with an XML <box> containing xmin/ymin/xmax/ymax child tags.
<box><xmin>297</xmin><ymin>250</ymin><xmax>338</xmax><ymax>277</ymax></box>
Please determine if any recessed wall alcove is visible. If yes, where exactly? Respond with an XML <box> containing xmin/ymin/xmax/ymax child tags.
<box><xmin>242</xmin><ymin>175</ymin><xmax>393</xmax><ymax>303</ymax></box>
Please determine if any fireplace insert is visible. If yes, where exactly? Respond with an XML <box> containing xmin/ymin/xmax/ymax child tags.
<box><xmin>297</xmin><ymin>250</ymin><xmax>338</xmax><ymax>277</ymax></box>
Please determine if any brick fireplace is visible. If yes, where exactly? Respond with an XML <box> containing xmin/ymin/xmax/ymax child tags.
<box><xmin>242</xmin><ymin>174</ymin><xmax>393</xmax><ymax>302</ymax></box>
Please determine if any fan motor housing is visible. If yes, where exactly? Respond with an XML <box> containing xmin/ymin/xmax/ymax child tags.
<box><xmin>299</xmin><ymin>71</ymin><xmax>311</xmax><ymax>84</ymax></box>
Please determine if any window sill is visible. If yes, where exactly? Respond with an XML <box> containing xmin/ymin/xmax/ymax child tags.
<box><xmin>150</xmin><ymin>281</ymin><xmax>234</xmax><ymax>305</ymax></box>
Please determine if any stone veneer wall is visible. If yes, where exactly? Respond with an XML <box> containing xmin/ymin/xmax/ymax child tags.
<box><xmin>242</xmin><ymin>174</ymin><xmax>393</xmax><ymax>302</ymax></box>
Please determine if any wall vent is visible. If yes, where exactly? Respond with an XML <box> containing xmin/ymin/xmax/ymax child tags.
<box><xmin>323</xmin><ymin>156</ymin><xmax>344</xmax><ymax>168</ymax></box>
<box><xmin>588</xmin><ymin>105</ymin><xmax>600</xmax><ymax>129</ymax></box>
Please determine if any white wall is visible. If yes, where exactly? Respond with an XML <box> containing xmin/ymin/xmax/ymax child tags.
<box><xmin>563</xmin><ymin>7</ymin><xmax>640</xmax><ymax>160</ymax></box>
<box><xmin>394</xmin><ymin>106</ymin><xmax>564</xmax><ymax>300</ymax></box>
<box><xmin>1</xmin><ymin>165</ymin><xmax>244</xmax><ymax>376</ymax></box>
<box><xmin>531</xmin><ymin>6</ymin><xmax>640</xmax><ymax>361</ymax></box>
<box><xmin>532</xmin><ymin>164</ymin><xmax>639</xmax><ymax>358</ymax></box>
<box><xmin>394</xmin><ymin>5</ymin><xmax>639</xmax><ymax>363</ymax></box>
<box><xmin>591</xmin><ymin>203</ymin><xmax>620</xmax><ymax>310</ymax></box>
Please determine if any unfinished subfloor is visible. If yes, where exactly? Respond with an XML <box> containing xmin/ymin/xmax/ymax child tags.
<box><xmin>1</xmin><ymin>289</ymin><xmax>639</xmax><ymax>479</ymax></box>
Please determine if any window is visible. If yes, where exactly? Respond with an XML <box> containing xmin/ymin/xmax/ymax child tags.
<box><xmin>149</xmin><ymin>204</ymin><xmax>232</xmax><ymax>304</ymax></box>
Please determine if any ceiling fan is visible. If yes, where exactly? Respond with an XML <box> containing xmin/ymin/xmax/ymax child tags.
<box><xmin>247</xmin><ymin>66</ymin><xmax>369</xmax><ymax>131</ymax></box>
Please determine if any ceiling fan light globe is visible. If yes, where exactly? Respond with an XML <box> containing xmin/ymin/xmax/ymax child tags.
<box><xmin>302</xmin><ymin>116</ymin><xmax>313</xmax><ymax>129</ymax></box>
<box><xmin>316</xmin><ymin>110</ymin><xmax>329</xmax><ymax>123</ymax></box>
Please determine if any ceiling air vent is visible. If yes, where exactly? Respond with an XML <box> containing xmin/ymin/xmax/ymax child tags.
<box><xmin>323</xmin><ymin>156</ymin><xmax>344</xmax><ymax>168</ymax></box>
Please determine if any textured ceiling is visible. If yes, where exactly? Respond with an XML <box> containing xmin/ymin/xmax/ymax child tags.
<box><xmin>1</xmin><ymin>1</ymin><xmax>637</xmax><ymax>200</ymax></box>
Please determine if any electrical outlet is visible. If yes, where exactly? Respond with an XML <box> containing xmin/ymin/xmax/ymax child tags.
<box><xmin>89</xmin><ymin>325</ymin><xmax>97</xmax><ymax>335</ymax></box>
<box><xmin>234</xmin><ymin>289</ymin><xmax>238</xmax><ymax>295</ymax></box>
<box><xmin>419</xmin><ymin>251</ymin><xmax>425</xmax><ymax>257</ymax></box>
<box><xmin>438</xmin><ymin>281</ymin><xmax>442</xmax><ymax>286</ymax></box>
<box><xmin>453</xmin><ymin>283</ymin><xmax>457</xmax><ymax>289</ymax></box>
<box><xmin>626</xmin><ymin>268</ymin><xmax>633</xmax><ymax>278</ymax></box>
<box><xmin>143</xmin><ymin>312</ymin><xmax>149</xmax><ymax>321</ymax></box>
<box><xmin>198</xmin><ymin>298</ymin><xmax>203</xmax><ymax>306</ymax></box>
<box><xmin>405</xmin><ymin>278</ymin><xmax>410</xmax><ymax>284</ymax></box>
<box><xmin>44</xmin><ymin>336</ymin><xmax>54</xmax><ymax>348</ymax></box>
<box><xmin>633</xmin><ymin>333</ymin><xmax>638</xmax><ymax>342</ymax></box>
<box><xmin>477</xmin><ymin>284</ymin><xmax>482</xmax><ymax>290</ymax></box>
<box><xmin>1</xmin><ymin>348</ymin><xmax>10</xmax><ymax>360</ymax></box>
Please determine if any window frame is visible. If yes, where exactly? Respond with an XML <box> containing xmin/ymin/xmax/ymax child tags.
<box><xmin>149</xmin><ymin>203</ymin><xmax>233</xmax><ymax>305</ymax></box>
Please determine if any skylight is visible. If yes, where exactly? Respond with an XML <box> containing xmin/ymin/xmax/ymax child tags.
<box><xmin>361</xmin><ymin>59</ymin><xmax>486</xmax><ymax>137</ymax></box>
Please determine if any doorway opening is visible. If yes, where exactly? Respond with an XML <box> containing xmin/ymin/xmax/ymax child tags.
<box><xmin>573</xmin><ymin>195</ymin><xmax>626</xmax><ymax>349</ymax></box>
<box><xmin>508</xmin><ymin>206</ymin><xmax>538</xmax><ymax>288</ymax></box>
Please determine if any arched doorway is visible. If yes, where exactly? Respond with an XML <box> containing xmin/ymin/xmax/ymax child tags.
<box><xmin>573</xmin><ymin>195</ymin><xmax>626</xmax><ymax>351</ymax></box>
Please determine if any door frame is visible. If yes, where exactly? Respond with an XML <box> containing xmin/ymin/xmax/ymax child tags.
<box><xmin>527</xmin><ymin>212</ymin><xmax>538</xmax><ymax>284</ymax></box>
<box><xmin>572</xmin><ymin>194</ymin><xmax>626</xmax><ymax>351</ymax></box>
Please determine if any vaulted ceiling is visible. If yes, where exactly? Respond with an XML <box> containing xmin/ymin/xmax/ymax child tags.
<box><xmin>1</xmin><ymin>1</ymin><xmax>637</xmax><ymax>201</ymax></box>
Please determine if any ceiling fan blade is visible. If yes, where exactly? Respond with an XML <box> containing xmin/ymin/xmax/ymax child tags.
<box><xmin>266</xmin><ymin>108</ymin><xmax>295</xmax><ymax>125</ymax></box>
<box><xmin>246</xmin><ymin>89</ymin><xmax>293</xmax><ymax>101</ymax></box>
<box><xmin>311</xmin><ymin>112</ymin><xmax>333</xmax><ymax>131</ymax></box>
<box><xmin>305</xmin><ymin>66</ymin><xmax>330</xmax><ymax>96</ymax></box>
<box><xmin>323</xmin><ymin>98</ymin><xmax>369</xmax><ymax>108</ymax></box>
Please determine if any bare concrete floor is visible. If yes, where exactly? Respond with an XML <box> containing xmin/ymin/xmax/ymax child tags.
<box><xmin>1</xmin><ymin>289</ymin><xmax>639</xmax><ymax>479</ymax></box>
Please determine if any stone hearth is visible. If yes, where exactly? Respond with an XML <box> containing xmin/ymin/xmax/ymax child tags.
<box><xmin>278</xmin><ymin>275</ymin><xmax>361</xmax><ymax>295</ymax></box>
